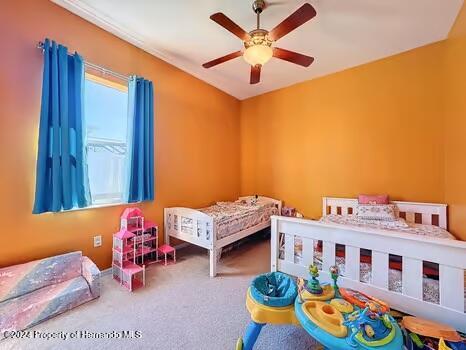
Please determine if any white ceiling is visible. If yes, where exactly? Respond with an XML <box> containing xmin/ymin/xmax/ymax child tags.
<box><xmin>52</xmin><ymin>0</ymin><xmax>463</xmax><ymax>100</ymax></box>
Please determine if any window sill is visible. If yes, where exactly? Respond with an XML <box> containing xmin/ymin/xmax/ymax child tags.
<box><xmin>38</xmin><ymin>200</ymin><xmax>148</xmax><ymax>215</ymax></box>
<box><xmin>62</xmin><ymin>201</ymin><xmax>129</xmax><ymax>213</ymax></box>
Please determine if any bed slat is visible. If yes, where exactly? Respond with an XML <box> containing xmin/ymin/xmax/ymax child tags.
<box><xmin>439</xmin><ymin>265</ymin><xmax>464</xmax><ymax>311</ymax></box>
<box><xmin>330</xmin><ymin>206</ymin><xmax>338</xmax><ymax>215</ymax></box>
<box><xmin>301</xmin><ymin>237</ymin><xmax>314</xmax><ymax>267</ymax></box>
<box><xmin>421</xmin><ymin>213</ymin><xmax>432</xmax><ymax>225</ymax></box>
<box><xmin>322</xmin><ymin>241</ymin><xmax>335</xmax><ymax>271</ymax></box>
<box><xmin>405</xmin><ymin>212</ymin><xmax>415</xmax><ymax>224</ymax></box>
<box><xmin>345</xmin><ymin>246</ymin><xmax>360</xmax><ymax>280</ymax></box>
<box><xmin>284</xmin><ymin>234</ymin><xmax>294</xmax><ymax>263</ymax></box>
<box><xmin>372</xmin><ymin>251</ymin><xmax>389</xmax><ymax>289</ymax></box>
<box><xmin>439</xmin><ymin>215</ymin><xmax>447</xmax><ymax>230</ymax></box>
<box><xmin>194</xmin><ymin>220</ymin><xmax>198</xmax><ymax>237</ymax></box>
<box><xmin>402</xmin><ymin>257</ymin><xmax>423</xmax><ymax>299</ymax></box>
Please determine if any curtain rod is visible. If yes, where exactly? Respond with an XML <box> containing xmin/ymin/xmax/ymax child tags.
<box><xmin>36</xmin><ymin>41</ymin><xmax>130</xmax><ymax>83</ymax></box>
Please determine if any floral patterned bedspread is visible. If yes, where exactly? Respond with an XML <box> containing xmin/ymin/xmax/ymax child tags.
<box><xmin>319</xmin><ymin>214</ymin><xmax>455</xmax><ymax>239</ymax></box>
<box><xmin>200</xmin><ymin>201</ymin><xmax>278</xmax><ymax>240</ymax></box>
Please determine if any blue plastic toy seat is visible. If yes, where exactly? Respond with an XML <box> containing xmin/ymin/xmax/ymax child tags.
<box><xmin>250</xmin><ymin>272</ymin><xmax>297</xmax><ymax>307</ymax></box>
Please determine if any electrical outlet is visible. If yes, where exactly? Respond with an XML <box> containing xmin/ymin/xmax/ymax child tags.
<box><xmin>93</xmin><ymin>235</ymin><xmax>102</xmax><ymax>247</ymax></box>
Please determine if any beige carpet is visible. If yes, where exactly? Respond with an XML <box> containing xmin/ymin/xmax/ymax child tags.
<box><xmin>2</xmin><ymin>238</ymin><xmax>318</xmax><ymax>350</ymax></box>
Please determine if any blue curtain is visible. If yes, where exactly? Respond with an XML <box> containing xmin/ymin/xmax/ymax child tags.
<box><xmin>33</xmin><ymin>39</ymin><xmax>91</xmax><ymax>214</ymax></box>
<box><xmin>125</xmin><ymin>77</ymin><xmax>154</xmax><ymax>203</ymax></box>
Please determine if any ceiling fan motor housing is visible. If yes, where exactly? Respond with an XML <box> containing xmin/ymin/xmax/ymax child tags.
<box><xmin>252</xmin><ymin>0</ymin><xmax>266</xmax><ymax>14</ymax></box>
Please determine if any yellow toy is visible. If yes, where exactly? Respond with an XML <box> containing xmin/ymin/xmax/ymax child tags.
<box><xmin>299</xmin><ymin>282</ymin><xmax>335</xmax><ymax>301</ymax></box>
<box><xmin>330</xmin><ymin>298</ymin><xmax>354</xmax><ymax>314</ymax></box>
<box><xmin>300</xmin><ymin>300</ymin><xmax>347</xmax><ymax>338</ymax></box>
<box><xmin>439</xmin><ymin>338</ymin><xmax>452</xmax><ymax>350</ymax></box>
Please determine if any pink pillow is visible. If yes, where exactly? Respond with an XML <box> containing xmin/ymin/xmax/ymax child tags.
<box><xmin>358</xmin><ymin>194</ymin><xmax>389</xmax><ymax>205</ymax></box>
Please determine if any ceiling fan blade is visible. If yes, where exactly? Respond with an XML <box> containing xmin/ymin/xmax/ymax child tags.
<box><xmin>250</xmin><ymin>65</ymin><xmax>261</xmax><ymax>84</ymax></box>
<box><xmin>202</xmin><ymin>51</ymin><xmax>242</xmax><ymax>68</ymax></box>
<box><xmin>210</xmin><ymin>13</ymin><xmax>250</xmax><ymax>41</ymax></box>
<box><xmin>273</xmin><ymin>47</ymin><xmax>314</xmax><ymax>67</ymax></box>
<box><xmin>264</xmin><ymin>0</ymin><xmax>288</xmax><ymax>9</ymax></box>
<box><xmin>268</xmin><ymin>3</ymin><xmax>317</xmax><ymax>41</ymax></box>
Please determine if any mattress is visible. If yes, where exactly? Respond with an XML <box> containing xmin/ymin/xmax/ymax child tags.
<box><xmin>199</xmin><ymin>200</ymin><xmax>278</xmax><ymax>240</ymax></box>
<box><xmin>319</xmin><ymin>214</ymin><xmax>455</xmax><ymax>239</ymax></box>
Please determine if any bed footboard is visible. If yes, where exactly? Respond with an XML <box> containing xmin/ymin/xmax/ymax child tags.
<box><xmin>271</xmin><ymin>215</ymin><xmax>466</xmax><ymax>332</ymax></box>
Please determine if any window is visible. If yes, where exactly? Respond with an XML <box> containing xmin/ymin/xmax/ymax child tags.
<box><xmin>84</xmin><ymin>73</ymin><xmax>128</xmax><ymax>206</ymax></box>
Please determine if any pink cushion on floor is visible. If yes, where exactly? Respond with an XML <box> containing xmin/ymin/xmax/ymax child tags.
<box><xmin>0</xmin><ymin>252</ymin><xmax>82</xmax><ymax>303</ymax></box>
<box><xmin>0</xmin><ymin>276</ymin><xmax>93</xmax><ymax>333</ymax></box>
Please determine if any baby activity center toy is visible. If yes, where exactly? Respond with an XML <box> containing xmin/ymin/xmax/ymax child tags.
<box><xmin>237</xmin><ymin>264</ymin><xmax>404</xmax><ymax>350</ymax></box>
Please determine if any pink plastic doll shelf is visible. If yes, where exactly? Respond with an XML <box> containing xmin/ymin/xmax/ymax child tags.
<box><xmin>112</xmin><ymin>207</ymin><xmax>159</xmax><ymax>291</ymax></box>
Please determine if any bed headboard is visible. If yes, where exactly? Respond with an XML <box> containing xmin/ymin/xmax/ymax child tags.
<box><xmin>322</xmin><ymin>197</ymin><xmax>447</xmax><ymax>229</ymax></box>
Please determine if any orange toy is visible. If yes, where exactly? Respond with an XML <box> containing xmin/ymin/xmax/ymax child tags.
<box><xmin>401</xmin><ymin>316</ymin><xmax>462</xmax><ymax>342</ymax></box>
<box><xmin>340</xmin><ymin>288</ymin><xmax>390</xmax><ymax>314</ymax></box>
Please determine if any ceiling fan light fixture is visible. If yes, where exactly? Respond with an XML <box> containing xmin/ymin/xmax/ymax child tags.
<box><xmin>243</xmin><ymin>44</ymin><xmax>273</xmax><ymax>66</ymax></box>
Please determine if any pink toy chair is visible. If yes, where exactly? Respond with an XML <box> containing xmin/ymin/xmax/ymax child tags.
<box><xmin>157</xmin><ymin>244</ymin><xmax>176</xmax><ymax>266</ymax></box>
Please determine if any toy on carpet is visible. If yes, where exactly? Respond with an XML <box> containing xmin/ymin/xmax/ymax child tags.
<box><xmin>236</xmin><ymin>272</ymin><xmax>299</xmax><ymax>350</ymax></box>
<box><xmin>238</xmin><ymin>264</ymin><xmax>403</xmax><ymax>350</ymax></box>
<box><xmin>401</xmin><ymin>316</ymin><xmax>465</xmax><ymax>350</ymax></box>
<box><xmin>295</xmin><ymin>264</ymin><xmax>401</xmax><ymax>350</ymax></box>
<box><xmin>157</xmin><ymin>244</ymin><xmax>176</xmax><ymax>266</ymax></box>
<box><xmin>112</xmin><ymin>207</ymin><xmax>159</xmax><ymax>291</ymax></box>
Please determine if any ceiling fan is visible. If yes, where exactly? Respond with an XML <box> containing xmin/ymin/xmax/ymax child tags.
<box><xmin>202</xmin><ymin>0</ymin><xmax>317</xmax><ymax>84</ymax></box>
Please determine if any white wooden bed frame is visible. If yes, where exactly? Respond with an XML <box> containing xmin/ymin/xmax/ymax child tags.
<box><xmin>165</xmin><ymin>196</ymin><xmax>282</xmax><ymax>277</ymax></box>
<box><xmin>271</xmin><ymin>197</ymin><xmax>466</xmax><ymax>332</ymax></box>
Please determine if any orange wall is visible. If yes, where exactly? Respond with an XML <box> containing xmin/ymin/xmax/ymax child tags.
<box><xmin>0</xmin><ymin>0</ymin><xmax>240</xmax><ymax>269</ymax></box>
<box><xmin>444</xmin><ymin>5</ymin><xmax>466</xmax><ymax>240</ymax></box>
<box><xmin>240</xmin><ymin>43</ymin><xmax>447</xmax><ymax>224</ymax></box>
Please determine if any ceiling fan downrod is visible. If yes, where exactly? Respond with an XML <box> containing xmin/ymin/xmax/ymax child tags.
<box><xmin>252</xmin><ymin>0</ymin><xmax>266</xmax><ymax>29</ymax></box>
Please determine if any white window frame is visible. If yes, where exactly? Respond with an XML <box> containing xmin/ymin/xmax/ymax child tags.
<box><xmin>83</xmin><ymin>73</ymin><xmax>129</xmax><ymax>209</ymax></box>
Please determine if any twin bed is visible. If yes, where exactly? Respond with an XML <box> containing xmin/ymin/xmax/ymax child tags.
<box><xmin>272</xmin><ymin>197</ymin><xmax>466</xmax><ymax>332</ymax></box>
<box><xmin>164</xmin><ymin>196</ymin><xmax>282</xmax><ymax>277</ymax></box>
<box><xmin>165</xmin><ymin>196</ymin><xmax>466</xmax><ymax>332</ymax></box>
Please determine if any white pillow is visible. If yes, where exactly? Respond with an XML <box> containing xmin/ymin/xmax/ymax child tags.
<box><xmin>356</xmin><ymin>204</ymin><xmax>398</xmax><ymax>221</ymax></box>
